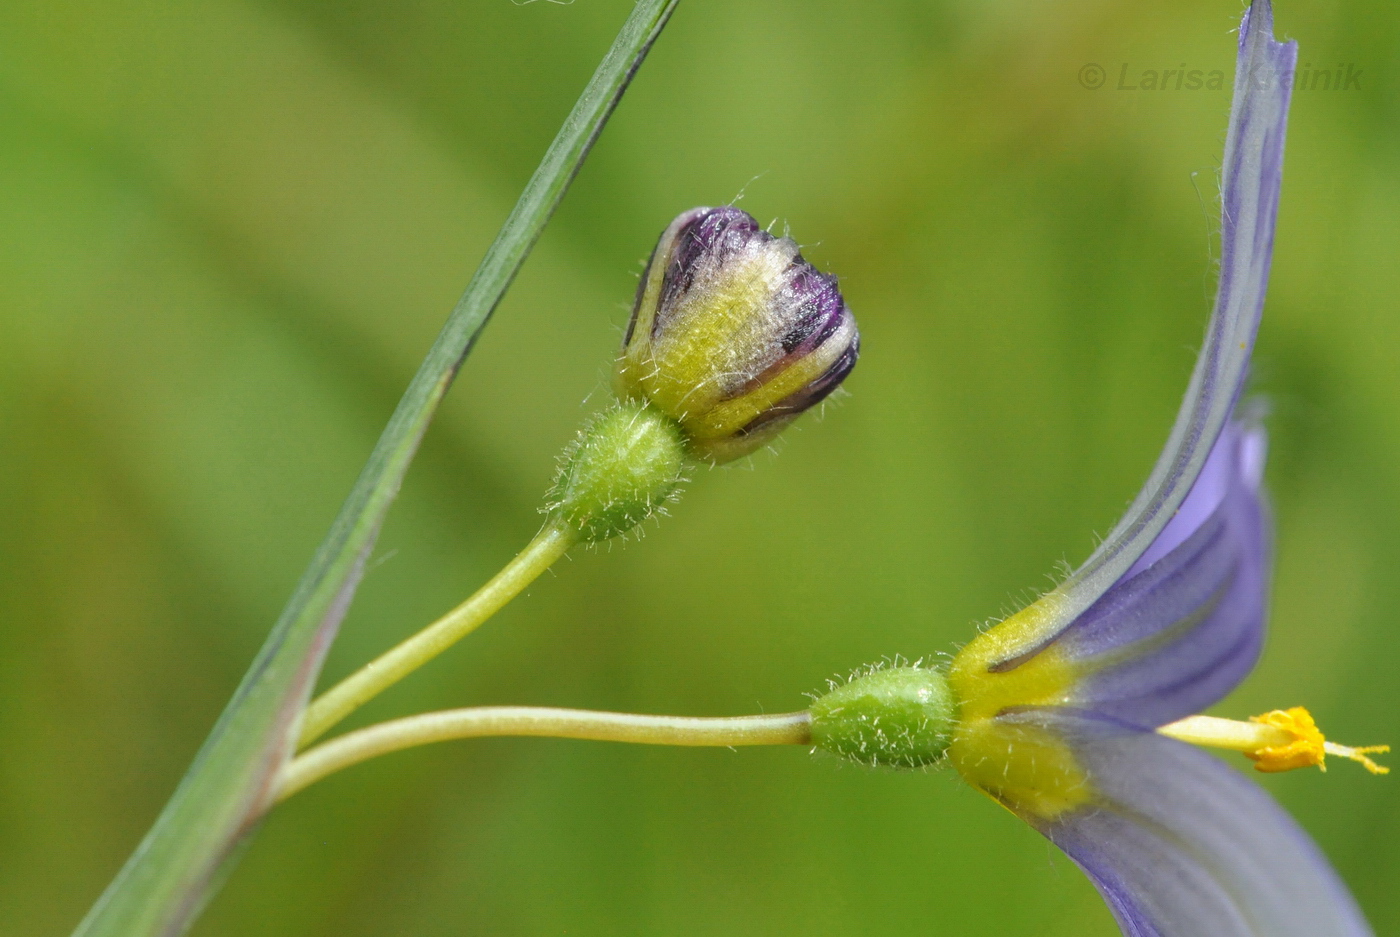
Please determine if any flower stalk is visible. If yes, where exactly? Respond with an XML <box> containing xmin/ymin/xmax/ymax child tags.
<box><xmin>298</xmin><ymin>522</ymin><xmax>576</xmax><ymax>747</ymax></box>
<box><xmin>298</xmin><ymin>401</ymin><xmax>693</xmax><ymax>746</ymax></box>
<box><xmin>280</xmin><ymin>707</ymin><xmax>813</xmax><ymax>801</ymax></box>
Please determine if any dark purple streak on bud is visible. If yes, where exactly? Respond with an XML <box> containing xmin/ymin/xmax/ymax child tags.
<box><xmin>735</xmin><ymin>336</ymin><xmax>860</xmax><ymax>439</ymax></box>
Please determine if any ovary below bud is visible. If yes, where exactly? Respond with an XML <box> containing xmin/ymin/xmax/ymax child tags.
<box><xmin>616</xmin><ymin>207</ymin><xmax>860</xmax><ymax>463</ymax></box>
<box><xmin>546</xmin><ymin>403</ymin><xmax>687</xmax><ymax>543</ymax></box>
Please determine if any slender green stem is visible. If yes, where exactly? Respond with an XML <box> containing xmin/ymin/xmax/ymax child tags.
<box><xmin>299</xmin><ymin>522</ymin><xmax>576</xmax><ymax>747</ymax></box>
<box><xmin>279</xmin><ymin>707</ymin><xmax>814</xmax><ymax>800</ymax></box>
<box><xmin>72</xmin><ymin>4</ymin><xmax>682</xmax><ymax>935</ymax></box>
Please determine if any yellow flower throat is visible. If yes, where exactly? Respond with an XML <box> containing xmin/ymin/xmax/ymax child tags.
<box><xmin>947</xmin><ymin>592</ymin><xmax>1390</xmax><ymax>825</ymax></box>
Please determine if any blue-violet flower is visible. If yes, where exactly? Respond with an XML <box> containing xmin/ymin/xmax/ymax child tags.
<box><xmin>943</xmin><ymin>4</ymin><xmax>1384</xmax><ymax>934</ymax></box>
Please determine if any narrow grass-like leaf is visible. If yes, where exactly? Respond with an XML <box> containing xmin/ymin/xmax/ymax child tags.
<box><xmin>70</xmin><ymin>3</ymin><xmax>682</xmax><ymax>935</ymax></box>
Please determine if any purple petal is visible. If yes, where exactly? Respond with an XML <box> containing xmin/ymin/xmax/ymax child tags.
<box><xmin>1054</xmin><ymin>420</ymin><xmax>1272</xmax><ymax>725</ymax></box>
<box><xmin>1051</xmin><ymin>0</ymin><xmax>1297</xmax><ymax>629</ymax></box>
<box><xmin>1123</xmin><ymin>416</ymin><xmax>1251</xmax><ymax>578</ymax></box>
<box><xmin>1011</xmin><ymin>710</ymin><xmax>1372</xmax><ymax>937</ymax></box>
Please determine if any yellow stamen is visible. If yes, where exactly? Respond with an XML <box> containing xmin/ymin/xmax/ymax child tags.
<box><xmin>1157</xmin><ymin>707</ymin><xmax>1390</xmax><ymax>775</ymax></box>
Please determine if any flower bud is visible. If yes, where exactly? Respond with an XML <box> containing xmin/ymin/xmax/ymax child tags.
<box><xmin>810</xmin><ymin>664</ymin><xmax>956</xmax><ymax>769</ymax></box>
<box><xmin>546</xmin><ymin>402</ymin><xmax>687</xmax><ymax>543</ymax></box>
<box><xmin>616</xmin><ymin>207</ymin><xmax>860</xmax><ymax>463</ymax></box>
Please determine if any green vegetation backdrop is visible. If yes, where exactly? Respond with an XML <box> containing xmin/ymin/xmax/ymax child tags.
<box><xmin>2</xmin><ymin>0</ymin><xmax>1397</xmax><ymax>933</ymax></box>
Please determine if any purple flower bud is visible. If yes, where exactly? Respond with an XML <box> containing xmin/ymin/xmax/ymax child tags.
<box><xmin>616</xmin><ymin>207</ymin><xmax>860</xmax><ymax>463</ymax></box>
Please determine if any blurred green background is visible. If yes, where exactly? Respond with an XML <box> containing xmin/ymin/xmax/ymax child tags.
<box><xmin>2</xmin><ymin>0</ymin><xmax>1398</xmax><ymax>933</ymax></box>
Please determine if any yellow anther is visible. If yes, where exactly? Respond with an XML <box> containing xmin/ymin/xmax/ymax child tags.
<box><xmin>1157</xmin><ymin>707</ymin><xmax>1389</xmax><ymax>776</ymax></box>
<box><xmin>1246</xmin><ymin>708</ymin><xmax>1328</xmax><ymax>772</ymax></box>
